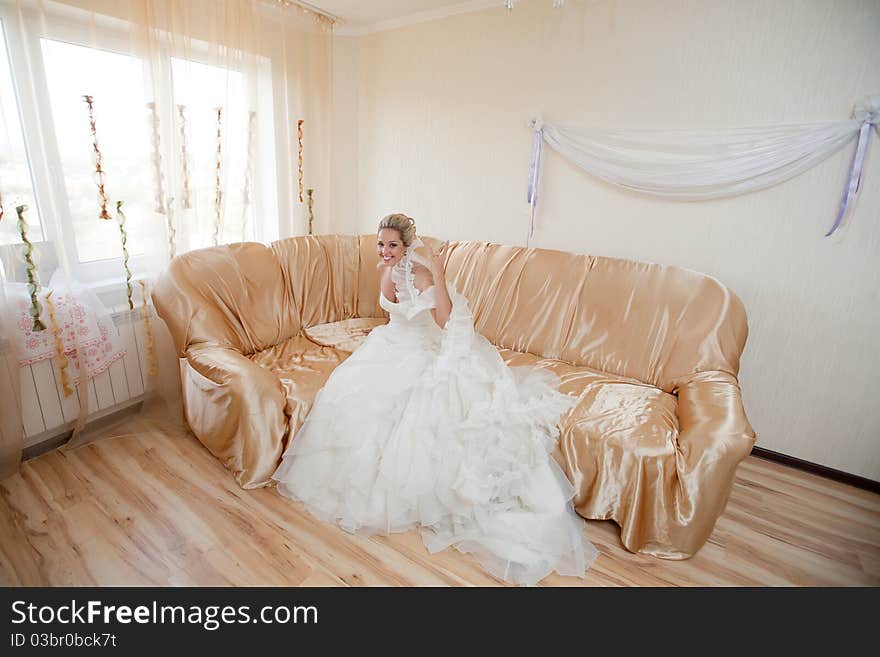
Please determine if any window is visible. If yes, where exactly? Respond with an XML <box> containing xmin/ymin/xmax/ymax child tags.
<box><xmin>171</xmin><ymin>57</ymin><xmax>253</xmax><ymax>248</ymax></box>
<box><xmin>0</xmin><ymin>3</ymin><xmax>278</xmax><ymax>290</ymax></box>
<box><xmin>0</xmin><ymin>19</ymin><xmax>43</xmax><ymax>247</ymax></box>
<box><xmin>41</xmin><ymin>38</ymin><xmax>153</xmax><ymax>264</ymax></box>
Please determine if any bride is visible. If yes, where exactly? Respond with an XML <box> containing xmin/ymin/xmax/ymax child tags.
<box><xmin>272</xmin><ymin>213</ymin><xmax>598</xmax><ymax>585</ymax></box>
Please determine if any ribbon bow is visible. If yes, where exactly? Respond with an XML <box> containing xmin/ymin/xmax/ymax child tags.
<box><xmin>826</xmin><ymin>95</ymin><xmax>879</xmax><ymax>237</ymax></box>
<box><xmin>526</xmin><ymin>116</ymin><xmax>544</xmax><ymax>246</ymax></box>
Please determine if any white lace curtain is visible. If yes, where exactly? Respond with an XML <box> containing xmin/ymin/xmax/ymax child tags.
<box><xmin>526</xmin><ymin>96</ymin><xmax>879</xmax><ymax>242</ymax></box>
<box><xmin>0</xmin><ymin>0</ymin><xmax>333</xmax><ymax>478</ymax></box>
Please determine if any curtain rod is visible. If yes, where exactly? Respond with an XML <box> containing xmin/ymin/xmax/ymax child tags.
<box><xmin>274</xmin><ymin>1</ymin><xmax>341</xmax><ymax>24</ymax></box>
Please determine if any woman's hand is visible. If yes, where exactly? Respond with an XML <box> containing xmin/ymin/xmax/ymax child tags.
<box><xmin>429</xmin><ymin>241</ymin><xmax>449</xmax><ymax>279</ymax></box>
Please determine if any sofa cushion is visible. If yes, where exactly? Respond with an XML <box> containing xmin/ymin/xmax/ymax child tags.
<box><xmin>249</xmin><ymin>335</ymin><xmax>351</xmax><ymax>443</ymax></box>
<box><xmin>497</xmin><ymin>348</ymin><xmax>679</xmax><ymax>519</ymax></box>
<box><xmin>304</xmin><ymin>317</ymin><xmax>388</xmax><ymax>352</ymax></box>
<box><xmin>262</xmin><ymin>322</ymin><xmax>680</xmax><ymax>515</ymax></box>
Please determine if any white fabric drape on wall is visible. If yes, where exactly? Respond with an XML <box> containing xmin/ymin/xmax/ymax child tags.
<box><xmin>526</xmin><ymin>96</ymin><xmax>878</xmax><ymax>240</ymax></box>
<box><xmin>0</xmin><ymin>0</ymin><xmax>333</xmax><ymax>478</ymax></box>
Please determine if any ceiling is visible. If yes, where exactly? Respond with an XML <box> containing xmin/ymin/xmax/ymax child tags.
<box><xmin>304</xmin><ymin>1</ymin><xmax>500</xmax><ymax>30</ymax></box>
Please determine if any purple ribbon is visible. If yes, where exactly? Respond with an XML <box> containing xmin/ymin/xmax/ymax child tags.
<box><xmin>526</xmin><ymin>122</ymin><xmax>543</xmax><ymax>246</ymax></box>
<box><xmin>826</xmin><ymin>114</ymin><xmax>877</xmax><ymax>236</ymax></box>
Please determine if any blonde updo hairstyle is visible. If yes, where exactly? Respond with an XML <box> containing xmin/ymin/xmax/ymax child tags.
<box><xmin>378</xmin><ymin>213</ymin><xmax>417</xmax><ymax>246</ymax></box>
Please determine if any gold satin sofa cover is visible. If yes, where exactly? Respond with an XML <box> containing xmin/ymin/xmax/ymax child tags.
<box><xmin>152</xmin><ymin>234</ymin><xmax>755</xmax><ymax>559</ymax></box>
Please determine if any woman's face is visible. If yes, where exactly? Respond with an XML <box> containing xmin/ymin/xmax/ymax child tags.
<box><xmin>377</xmin><ymin>228</ymin><xmax>406</xmax><ymax>267</ymax></box>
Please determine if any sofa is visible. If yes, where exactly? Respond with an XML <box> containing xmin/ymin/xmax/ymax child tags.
<box><xmin>151</xmin><ymin>234</ymin><xmax>755</xmax><ymax>559</ymax></box>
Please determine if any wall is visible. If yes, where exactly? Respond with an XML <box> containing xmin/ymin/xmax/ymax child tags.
<box><xmin>330</xmin><ymin>34</ymin><xmax>360</xmax><ymax>235</ymax></box>
<box><xmin>330</xmin><ymin>0</ymin><xmax>880</xmax><ymax>480</ymax></box>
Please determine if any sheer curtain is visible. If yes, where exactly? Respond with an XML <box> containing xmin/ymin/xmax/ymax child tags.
<box><xmin>0</xmin><ymin>0</ymin><xmax>332</xmax><ymax>477</ymax></box>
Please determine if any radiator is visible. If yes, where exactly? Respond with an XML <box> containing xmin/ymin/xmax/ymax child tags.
<box><xmin>12</xmin><ymin>309</ymin><xmax>151</xmax><ymax>447</ymax></box>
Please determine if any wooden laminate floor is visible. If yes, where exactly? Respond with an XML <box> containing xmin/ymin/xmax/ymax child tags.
<box><xmin>1</xmin><ymin>417</ymin><xmax>878</xmax><ymax>587</ymax></box>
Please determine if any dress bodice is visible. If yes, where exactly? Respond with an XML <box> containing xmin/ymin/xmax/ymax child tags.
<box><xmin>379</xmin><ymin>286</ymin><xmax>436</xmax><ymax>317</ymax></box>
<box><xmin>380</xmin><ymin>242</ymin><xmax>438</xmax><ymax>322</ymax></box>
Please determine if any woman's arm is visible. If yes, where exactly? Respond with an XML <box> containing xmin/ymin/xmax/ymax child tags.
<box><xmin>428</xmin><ymin>242</ymin><xmax>452</xmax><ymax>329</ymax></box>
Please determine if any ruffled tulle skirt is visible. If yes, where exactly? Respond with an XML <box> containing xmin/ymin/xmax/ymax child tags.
<box><xmin>272</xmin><ymin>310</ymin><xmax>598</xmax><ymax>585</ymax></box>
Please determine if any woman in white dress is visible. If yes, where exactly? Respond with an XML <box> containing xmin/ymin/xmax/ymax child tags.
<box><xmin>272</xmin><ymin>214</ymin><xmax>598</xmax><ymax>585</ymax></box>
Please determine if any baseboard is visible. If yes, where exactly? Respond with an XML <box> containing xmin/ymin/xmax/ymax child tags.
<box><xmin>750</xmin><ymin>446</ymin><xmax>880</xmax><ymax>494</ymax></box>
<box><xmin>21</xmin><ymin>400</ymin><xmax>144</xmax><ymax>462</ymax></box>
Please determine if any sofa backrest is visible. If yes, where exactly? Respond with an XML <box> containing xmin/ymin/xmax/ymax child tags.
<box><xmin>271</xmin><ymin>234</ymin><xmax>361</xmax><ymax>329</ymax></box>
<box><xmin>440</xmin><ymin>239</ymin><xmax>590</xmax><ymax>358</ymax></box>
<box><xmin>437</xmin><ymin>240</ymin><xmax>747</xmax><ymax>393</ymax></box>
<box><xmin>154</xmin><ymin>234</ymin><xmax>747</xmax><ymax>392</ymax></box>
<box><xmin>152</xmin><ymin>242</ymin><xmax>295</xmax><ymax>357</ymax></box>
<box><xmin>559</xmin><ymin>255</ymin><xmax>748</xmax><ymax>392</ymax></box>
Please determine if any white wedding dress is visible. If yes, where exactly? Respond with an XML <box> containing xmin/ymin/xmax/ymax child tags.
<box><xmin>272</xmin><ymin>240</ymin><xmax>598</xmax><ymax>585</ymax></box>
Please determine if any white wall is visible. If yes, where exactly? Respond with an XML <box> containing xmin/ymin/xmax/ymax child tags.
<box><xmin>330</xmin><ymin>35</ymin><xmax>360</xmax><ymax>235</ymax></box>
<box><xmin>330</xmin><ymin>0</ymin><xmax>880</xmax><ymax>480</ymax></box>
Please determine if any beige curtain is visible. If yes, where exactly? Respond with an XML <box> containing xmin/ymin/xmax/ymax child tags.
<box><xmin>0</xmin><ymin>0</ymin><xmax>333</xmax><ymax>475</ymax></box>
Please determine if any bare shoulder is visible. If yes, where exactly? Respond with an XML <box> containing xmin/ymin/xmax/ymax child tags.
<box><xmin>380</xmin><ymin>262</ymin><xmax>399</xmax><ymax>292</ymax></box>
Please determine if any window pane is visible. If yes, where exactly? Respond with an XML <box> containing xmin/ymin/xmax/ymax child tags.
<box><xmin>42</xmin><ymin>38</ymin><xmax>156</xmax><ymax>263</ymax></box>
<box><xmin>0</xmin><ymin>20</ymin><xmax>44</xmax><ymax>246</ymax></box>
<box><xmin>172</xmin><ymin>57</ymin><xmax>252</xmax><ymax>246</ymax></box>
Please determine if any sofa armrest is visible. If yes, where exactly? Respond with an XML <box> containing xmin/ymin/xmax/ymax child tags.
<box><xmin>676</xmin><ymin>370</ymin><xmax>755</xmax><ymax>467</ymax></box>
<box><xmin>182</xmin><ymin>346</ymin><xmax>289</xmax><ymax>489</ymax></box>
<box><xmin>665</xmin><ymin>370</ymin><xmax>755</xmax><ymax>555</ymax></box>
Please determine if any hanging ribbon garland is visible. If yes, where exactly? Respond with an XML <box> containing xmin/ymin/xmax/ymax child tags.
<box><xmin>146</xmin><ymin>101</ymin><xmax>166</xmax><ymax>215</ymax></box>
<box><xmin>213</xmin><ymin>106</ymin><xmax>223</xmax><ymax>246</ymax></box>
<box><xmin>297</xmin><ymin>119</ymin><xmax>304</xmax><ymax>203</ymax></box>
<box><xmin>526</xmin><ymin>95</ymin><xmax>878</xmax><ymax>241</ymax></box>
<box><xmin>116</xmin><ymin>201</ymin><xmax>134</xmax><ymax>310</ymax></box>
<box><xmin>177</xmin><ymin>104</ymin><xmax>192</xmax><ymax>210</ymax></box>
<box><xmin>165</xmin><ymin>195</ymin><xmax>176</xmax><ymax>260</ymax></box>
<box><xmin>137</xmin><ymin>280</ymin><xmax>158</xmax><ymax>378</ymax></box>
<box><xmin>16</xmin><ymin>205</ymin><xmax>45</xmax><ymax>331</ymax></box>
<box><xmin>242</xmin><ymin>111</ymin><xmax>256</xmax><ymax>240</ymax></box>
<box><xmin>82</xmin><ymin>95</ymin><xmax>111</xmax><ymax>220</ymax></box>
<box><xmin>44</xmin><ymin>291</ymin><xmax>73</xmax><ymax>398</ymax></box>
